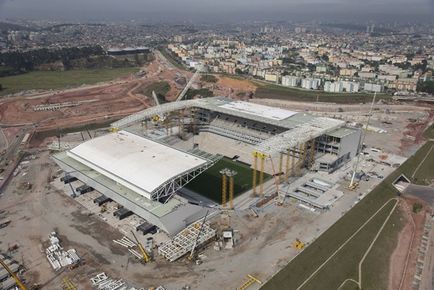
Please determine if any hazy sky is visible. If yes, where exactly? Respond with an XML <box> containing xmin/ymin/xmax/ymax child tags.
<box><xmin>0</xmin><ymin>0</ymin><xmax>433</xmax><ymax>23</ymax></box>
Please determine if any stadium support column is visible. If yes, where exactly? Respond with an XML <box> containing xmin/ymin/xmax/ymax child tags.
<box><xmin>279</xmin><ymin>153</ymin><xmax>283</xmax><ymax>183</ymax></box>
<box><xmin>178</xmin><ymin>110</ymin><xmax>184</xmax><ymax>137</ymax></box>
<box><xmin>220</xmin><ymin>169</ymin><xmax>228</xmax><ymax>208</ymax></box>
<box><xmin>297</xmin><ymin>141</ymin><xmax>308</xmax><ymax>175</ymax></box>
<box><xmin>165</xmin><ymin>119</ymin><xmax>170</xmax><ymax>135</ymax></box>
<box><xmin>285</xmin><ymin>148</ymin><xmax>290</xmax><ymax>179</ymax></box>
<box><xmin>259</xmin><ymin>153</ymin><xmax>266</xmax><ymax>196</ymax></box>
<box><xmin>290</xmin><ymin>147</ymin><xmax>296</xmax><ymax>176</ymax></box>
<box><xmin>190</xmin><ymin>107</ymin><xmax>197</xmax><ymax>135</ymax></box>
<box><xmin>227</xmin><ymin>170</ymin><xmax>237</xmax><ymax>209</ymax></box>
<box><xmin>229</xmin><ymin>175</ymin><xmax>234</xmax><ymax>209</ymax></box>
<box><xmin>252</xmin><ymin>152</ymin><xmax>258</xmax><ymax>196</ymax></box>
<box><xmin>252</xmin><ymin>151</ymin><xmax>267</xmax><ymax>196</ymax></box>
<box><xmin>309</xmin><ymin>137</ymin><xmax>316</xmax><ymax>168</ymax></box>
<box><xmin>144</xmin><ymin>120</ymin><xmax>148</xmax><ymax>135</ymax></box>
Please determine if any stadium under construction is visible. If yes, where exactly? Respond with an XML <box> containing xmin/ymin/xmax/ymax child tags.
<box><xmin>52</xmin><ymin>97</ymin><xmax>361</xmax><ymax>239</ymax></box>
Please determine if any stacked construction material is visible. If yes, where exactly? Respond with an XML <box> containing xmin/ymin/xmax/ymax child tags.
<box><xmin>158</xmin><ymin>220</ymin><xmax>216</xmax><ymax>262</ymax></box>
<box><xmin>112</xmin><ymin>236</ymin><xmax>146</xmax><ymax>260</ymax></box>
<box><xmin>45</xmin><ymin>232</ymin><xmax>80</xmax><ymax>271</ymax></box>
<box><xmin>90</xmin><ymin>272</ymin><xmax>155</xmax><ymax>290</ymax></box>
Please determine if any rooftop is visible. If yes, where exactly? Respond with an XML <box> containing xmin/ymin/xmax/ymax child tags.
<box><xmin>327</xmin><ymin>127</ymin><xmax>358</xmax><ymax>139</ymax></box>
<box><xmin>67</xmin><ymin>131</ymin><xmax>209</xmax><ymax>200</ymax></box>
<box><xmin>218</xmin><ymin>100</ymin><xmax>297</xmax><ymax>121</ymax></box>
<box><xmin>53</xmin><ymin>151</ymin><xmax>211</xmax><ymax>235</ymax></box>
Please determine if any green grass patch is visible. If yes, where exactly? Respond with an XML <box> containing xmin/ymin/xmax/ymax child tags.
<box><xmin>140</xmin><ymin>81</ymin><xmax>171</xmax><ymax>103</ymax></box>
<box><xmin>185</xmin><ymin>88</ymin><xmax>214</xmax><ymax>99</ymax></box>
<box><xmin>423</xmin><ymin>122</ymin><xmax>434</xmax><ymax>139</ymax></box>
<box><xmin>360</xmin><ymin>207</ymin><xmax>404</xmax><ymax>290</ymax></box>
<box><xmin>408</xmin><ymin>141</ymin><xmax>434</xmax><ymax>185</ymax></box>
<box><xmin>300</xmin><ymin>200</ymin><xmax>400</xmax><ymax>290</ymax></box>
<box><xmin>185</xmin><ymin>157</ymin><xmax>270</xmax><ymax>203</ymax></box>
<box><xmin>0</xmin><ymin>67</ymin><xmax>139</xmax><ymax>96</ymax></box>
<box><xmin>158</xmin><ymin>48</ymin><xmax>188</xmax><ymax>70</ymax></box>
<box><xmin>261</xmin><ymin>130</ymin><xmax>434</xmax><ymax>290</ymax></box>
<box><xmin>255</xmin><ymin>83</ymin><xmax>391</xmax><ymax>104</ymax></box>
<box><xmin>200</xmin><ymin>74</ymin><xmax>218</xmax><ymax>83</ymax></box>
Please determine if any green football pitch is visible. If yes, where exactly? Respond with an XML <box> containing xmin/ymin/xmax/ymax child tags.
<box><xmin>185</xmin><ymin>157</ymin><xmax>270</xmax><ymax>203</ymax></box>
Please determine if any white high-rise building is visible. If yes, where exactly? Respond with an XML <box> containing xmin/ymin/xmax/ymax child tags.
<box><xmin>301</xmin><ymin>78</ymin><xmax>321</xmax><ymax>90</ymax></box>
<box><xmin>364</xmin><ymin>83</ymin><xmax>384</xmax><ymax>93</ymax></box>
<box><xmin>324</xmin><ymin>81</ymin><xmax>343</xmax><ymax>93</ymax></box>
<box><xmin>281</xmin><ymin>76</ymin><xmax>300</xmax><ymax>87</ymax></box>
<box><xmin>342</xmin><ymin>81</ymin><xmax>360</xmax><ymax>93</ymax></box>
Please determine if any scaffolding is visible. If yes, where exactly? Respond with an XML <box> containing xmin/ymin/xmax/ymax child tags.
<box><xmin>111</xmin><ymin>98</ymin><xmax>345</xmax><ymax>156</ymax></box>
<box><xmin>158</xmin><ymin>219</ymin><xmax>216</xmax><ymax>262</ymax></box>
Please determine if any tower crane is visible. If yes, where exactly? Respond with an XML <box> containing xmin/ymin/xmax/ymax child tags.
<box><xmin>151</xmin><ymin>90</ymin><xmax>166</xmax><ymax>123</ymax></box>
<box><xmin>349</xmin><ymin>92</ymin><xmax>377</xmax><ymax>189</ymax></box>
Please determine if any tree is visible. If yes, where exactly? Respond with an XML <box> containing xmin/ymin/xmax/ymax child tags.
<box><xmin>235</xmin><ymin>68</ymin><xmax>243</xmax><ymax>75</ymax></box>
<box><xmin>417</xmin><ymin>80</ymin><xmax>434</xmax><ymax>94</ymax></box>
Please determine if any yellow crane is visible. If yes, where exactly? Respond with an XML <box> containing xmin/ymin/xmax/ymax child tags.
<box><xmin>0</xmin><ymin>257</ymin><xmax>27</xmax><ymax>290</ymax></box>
<box><xmin>130</xmin><ymin>231</ymin><xmax>151</xmax><ymax>263</ymax></box>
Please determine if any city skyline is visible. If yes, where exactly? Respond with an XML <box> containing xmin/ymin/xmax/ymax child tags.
<box><xmin>0</xmin><ymin>0</ymin><xmax>433</xmax><ymax>23</ymax></box>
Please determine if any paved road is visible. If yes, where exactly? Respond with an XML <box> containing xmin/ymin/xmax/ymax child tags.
<box><xmin>404</xmin><ymin>184</ymin><xmax>434</xmax><ymax>204</ymax></box>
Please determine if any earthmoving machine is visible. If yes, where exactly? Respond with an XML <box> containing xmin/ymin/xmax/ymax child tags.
<box><xmin>130</xmin><ymin>231</ymin><xmax>151</xmax><ymax>263</ymax></box>
<box><xmin>100</xmin><ymin>204</ymin><xmax>107</xmax><ymax>213</ymax></box>
<box><xmin>293</xmin><ymin>238</ymin><xmax>305</xmax><ymax>250</ymax></box>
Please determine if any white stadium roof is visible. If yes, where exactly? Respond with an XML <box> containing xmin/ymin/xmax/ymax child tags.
<box><xmin>67</xmin><ymin>131</ymin><xmax>208</xmax><ymax>200</ymax></box>
<box><xmin>218</xmin><ymin>101</ymin><xmax>297</xmax><ymax>121</ymax></box>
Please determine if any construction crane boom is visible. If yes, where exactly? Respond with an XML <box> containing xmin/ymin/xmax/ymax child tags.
<box><xmin>189</xmin><ymin>210</ymin><xmax>209</xmax><ymax>260</ymax></box>
<box><xmin>176</xmin><ymin>69</ymin><xmax>200</xmax><ymax>102</ymax></box>
<box><xmin>130</xmin><ymin>231</ymin><xmax>151</xmax><ymax>263</ymax></box>
<box><xmin>0</xmin><ymin>257</ymin><xmax>27</xmax><ymax>290</ymax></box>
<box><xmin>349</xmin><ymin>92</ymin><xmax>377</xmax><ymax>188</ymax></box>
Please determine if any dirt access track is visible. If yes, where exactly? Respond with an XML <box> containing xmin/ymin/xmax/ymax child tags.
<box><xmin>0</xmin><ymin>52</ymin><xmax>191</xmax><ymax>132</ymax></box>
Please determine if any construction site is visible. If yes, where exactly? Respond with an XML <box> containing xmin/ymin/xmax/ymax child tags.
<box><xmin>1</xmin><ymin>51</ymin><xmax>434</xmax><ymax>290</ymax></box>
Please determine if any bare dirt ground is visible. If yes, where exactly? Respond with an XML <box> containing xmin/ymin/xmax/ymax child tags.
<box><xmin>0</xmin><ymin>151</ymin><xmax>204</xmax><ymax>289</ymax></box>
<box><xmin>0</xmin><ymin>148</ymin><xmax>376</xmax><ymax>290</ymax></box>
<box><xmin>400</xmin><ymin>110</ymin><xmax>434</xmax><ymax>155</ymax></box>
<box><xmin>388</xmin><ymin>201</ymin><xmax>414</xmax><ymax>290</ymax></box>
<box><xmin>250</xmin><ymin>98</ymin><xmax>434</xmax><ymax>157</ymax></box>
<box><xmin>0</xmin><ymin>52</ymin><xmax>191</xmax><ymax>132</ymax></box>
<box><xmin>206</xmin><ymin>76</ymin><xmax>258</xmax><ymax>99</ymax></box>
<box><xmin>388</xmin><ymin>197</ymin><xmax>431</xmax><ymax>290</ymax></box>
